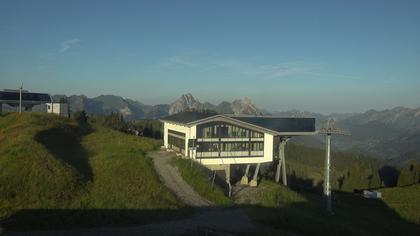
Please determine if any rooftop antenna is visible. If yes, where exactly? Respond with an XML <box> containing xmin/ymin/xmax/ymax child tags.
<box><xmin>19</xmin><ymin>82</ymin><xmax>23</xmax><ymax>114</ymax></box>
<box><xmin>318</xmin><ymin>118</ymin><xmax>350</xmax><ymax>213</ymax></box>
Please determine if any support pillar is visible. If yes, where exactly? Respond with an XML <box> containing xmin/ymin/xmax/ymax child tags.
<box><xmin>281</xmin><ymin>140</ymin><xmax>287</xmax><ymax>186</ymax></box>
<box><xmin>225</xmin><ymin>164</ymin><xmax>232</xmax><ymax>197</ymax></box>
<box><xmin>275</xmin><ymin>138</ymin><xmax>288</xmax><ymax>186</ymax></box>
<box><xmin>240</xmin><ymin>164</ymin><xmax>251</xmax><ymax>185</ymax></box>
<box><xmin>249</xmin><ymin>163</ymin><xmax>261</xmax><ymax>187</ymax></box>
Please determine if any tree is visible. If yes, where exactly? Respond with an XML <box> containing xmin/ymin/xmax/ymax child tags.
<box><xmin>74</xmin><ymin>110</ymin><xmax>88</xmax><ymax>125</ymax></box>
<box><xmin>369</xmin><ymin>170</ymin><xmax>381</xmax><ymax>189</ymax></box>
<box><xmin>397</xmin><ymin>170</ymin><xmax>414</xmax><ymax>186</ymax></box>
<box><xmin>102</xmin><ymin>112</ymin><xmax>127</xmax><ymax>132</ymax></box>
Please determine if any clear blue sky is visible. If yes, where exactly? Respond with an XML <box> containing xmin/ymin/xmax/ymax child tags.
<box><xmin>1</xmin><ymin>0</ymin><xmax>419</xmax><ymax>113</ymax></box>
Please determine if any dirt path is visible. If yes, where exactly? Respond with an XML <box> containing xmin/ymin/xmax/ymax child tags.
<box><xmin>4</xmin><ymin>150</ymin><xmax>259</xmax><ymax>236</ymax></box>
<box><xmin>149</xmin><ymin>149</ymin><xmax>212</xmax><ymax>207</ymax></box>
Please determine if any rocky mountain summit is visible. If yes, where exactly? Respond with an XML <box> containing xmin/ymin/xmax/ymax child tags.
<box><xmin>168</xmin><ymin>93</ymin><xmax>263</xmax><ymax>115</ymax></box>
<box><xmin>67</xmin><ymin>93</ymin><xmax>263</xmax><ymax>120</ymax></box>
<box><xmin>168</xmin><ymin>93</ymin><xmax>202</xmax><ymax>115</ymax></box>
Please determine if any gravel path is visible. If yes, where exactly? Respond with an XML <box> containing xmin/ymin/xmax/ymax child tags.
<box><xmin>149</xmin><ymin>149</ymin><xmax>212</xmax><ymax>207</ymax></box>
<box><xmin>4</xmin><ymin>149</ymin><xmax>257</xmax><ymax>236</ymax></box>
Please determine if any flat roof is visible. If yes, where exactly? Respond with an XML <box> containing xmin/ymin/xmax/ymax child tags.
<box><xmin>232</xmin><ymin>116</ymin><xmax>315</xmax><ymax>133</ymax></box>
<box><xmin>160</xmin><ymin>111</ymin><xmax>316</xmax><ymax>134</ymax></box>
<box><xmin>161</xmin><ymin>111</ymin><xmax>217</xmax><ymax>123</ymax></box>
<box><xmin>0</xmin><ymin>91</ymin><xmax>51</xmax><ymax>103</ymax></box>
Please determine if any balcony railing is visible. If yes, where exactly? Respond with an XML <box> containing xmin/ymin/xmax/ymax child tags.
<box><xmin>195</xmin><ymin>150</ymin><xmax>264</xmax><ymax>158</ymax></box>
<box><xmin>197</xmin><ymin>137</ymin><xmax>264</xmax><ymax>142</ymax></box>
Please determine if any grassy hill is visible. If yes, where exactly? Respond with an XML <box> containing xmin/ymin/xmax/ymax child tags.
<box><xmin>0</xmin><ymin>112</ymin><xmax>182</xmax><ymax>231</ymax></box>
<box><xmin>381</xmin><ymin>184</ymin><xmax>420</xmax><ymax>224</ymax></box>
<box><xmin>248</xmin><ymin>180</ymin><xmax>420</xmax><ymax>236</ymax></box>
<box><xmin>1</xmin><ymin>112</ymin><xmax>419</xmax><ymax>234</ymax></box>
<box><xmin>282</xmin><ymin>143</ymin><xmax>419</xmax><ymax>192</ymax></box>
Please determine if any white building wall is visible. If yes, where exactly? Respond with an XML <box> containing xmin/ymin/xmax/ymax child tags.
<box><xmin>163</xmin><ymin>122</ymin><xmax>168</xmax><ymax>147</ymax></box>
<box><xmin>46</xmin><ymin>103</ymin><xmax>68</xmax><ymax>117</ymax></box>
<box><xmin>163</xmin><ymin>122</ymin><xmax>192</xmax><ymax>156</ymax></box>
<box><xmin>163</xmin><ymin>121</ymin><xmax>275</xmax><ymax>165</ymax></box>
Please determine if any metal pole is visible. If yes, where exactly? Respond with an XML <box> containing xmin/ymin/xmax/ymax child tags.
<box><xmin>281</xmin><ymin>140</ymin><xmax>287</xmax><ymax>186</ymax></box>
<box><xmin>211</xmin><ymin>170</ymin><xmax>216</xmax><ymax>187</ymax></box>
<box><xmin>324</xmin><ymin>134</ymin><xmax>332</xmax><ymax>212</ymax></box>
<box><xmin>275</xmin><ymin>139</ymin><xmax>282</xmax><ymax>183</ymax></box>
<box><xmin>19</xmin><ymin>83</ymin><xmax>22</xmax><ymax>114</ymax></box>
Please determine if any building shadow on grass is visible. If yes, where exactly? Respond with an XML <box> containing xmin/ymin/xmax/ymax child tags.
<box><xmin>34</xmin><ymin>123</ymin><xmax>94</xmax><ymax>181</ymax></box>
<box><xmin>1</xmin><ymin>208</ymin><xmax>194</xmax><ymax>233</ymax></box>
<box><xmin>1</xmin><ymin>194</ymin><xmax>419</xmax><ymax>236</ymax></box>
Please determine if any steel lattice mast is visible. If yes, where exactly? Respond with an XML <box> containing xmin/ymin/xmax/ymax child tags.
<box><xmin>317</xmin><ymin>118</ymin><xmax>350</xmax><ymax>213</ymax></box>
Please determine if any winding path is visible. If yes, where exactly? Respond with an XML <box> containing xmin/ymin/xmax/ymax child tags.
<box><xmin>4</xmin><ymin>149</ymin><xmax>260</xmax><ymax>236</ymax></box>
<box><xmin>149</xmin><ymin>149</ymin><xmax>212</xmax><ymax>207</ymax></box>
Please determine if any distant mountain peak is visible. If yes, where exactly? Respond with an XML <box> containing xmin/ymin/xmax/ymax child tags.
<box><xmin>168</xmin><ymin>93</ymin><xmax>262</xmax><ymax>115</ymax></box>
<box><xmin>231</xmin><ymin>97</ymin><xmax>262</xmax><ymax>115</ymax></box>
<box><xmin>169</xmin><ymin>93</ymin><xmax>202</xmax><ymax>115</ymax></box>
<box><xmin>180</xmin><ymin>93</ymin><xmax>197</xmax><ymax>105</ymax></box>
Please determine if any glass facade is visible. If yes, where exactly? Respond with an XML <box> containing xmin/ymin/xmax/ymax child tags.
<box><xmin>197</xmin><ymin>122</ymin><xmax>264</xmax><ymax>139</ymax></box>
<box><xmin>196</xmin><ymin>122</ymin><xmax>264</xmax><ymax>158</ymax></box>
<box><xmin>168</xmin><ymin>129</ymin><xmax>185</xmax><ymax>153</ymax></box>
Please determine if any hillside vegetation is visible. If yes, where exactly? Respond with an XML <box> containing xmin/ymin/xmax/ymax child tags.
<box><xmin>381</xmin><ymin>184</ymin><xmax>420</xmax><ymax>224</ymax></box>
<box><xmin>249</xmin><ymin>180</ymin><xmax>420</xmax><ymax>236</ymax></box>
<box><xmin>173</xmin><ymin>157</ymin><xmax>232</xmax><ymax>205</ymax></box>
<box><xmin>0</xmin><ymin>113</ymin><xmax>181</xmax><ymax>231</ymax></box>
<box><xmin>282</xmin><ymin>143</ymin><xmax>419</xmax><ymax>192</ymax></box>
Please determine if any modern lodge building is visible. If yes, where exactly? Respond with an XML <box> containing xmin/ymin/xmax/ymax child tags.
<box><xmin>160</xmin><ymin>111</ymin><xmax>316</xmax><ymax>193</ymax></box>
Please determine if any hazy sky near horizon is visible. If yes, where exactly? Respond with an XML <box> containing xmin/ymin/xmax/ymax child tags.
<box><xmin>1</xmin><ymin>0</ymin><xmax>420</xmax><ymax>114</ymax></box>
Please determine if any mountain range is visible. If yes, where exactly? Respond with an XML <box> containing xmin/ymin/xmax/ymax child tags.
<box><xmin>285</xmin><ymin>107</ymin><xmax>420</xmax><ymax>165</ymax></box>
<box><xmin>59</xmin><ymin>93</ymin><xmax>420</xmax><ymax>164</ymax></box>
<box><xmin>66</xmin><ymin>93</ymin><xmax>263</xmax><ymax>120</ymax></box>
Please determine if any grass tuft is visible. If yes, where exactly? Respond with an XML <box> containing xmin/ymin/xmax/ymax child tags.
<box><xmin>172</xmin><ymin>157</ymin><xmax>232</xmax><ymax>205</ymax></box>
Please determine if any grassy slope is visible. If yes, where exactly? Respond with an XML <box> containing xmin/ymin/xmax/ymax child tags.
<box><xmin>0</xmin><ymin>113</ymin><xmax>87</xmax><ymax>216</ymax></box>
<box><xmin>250</xmin><ymin>180</ymin><xmax>420</xmax><ymax>236</ymax></box>
<box><xmin>81</xmin><ymin>127</ymin><xmax>178</xmax><ymax>209</ymax></box>
<box><xmin>381</xmin><ymin>184</ymin><xmax>420</xmax><ymax>224</ymax></box>
<box><xmin>173</xmin><ymin>157</ymin><xmax>232</xmax><ymax>205</ymax></box>
<box><xmin>0</xmin><ymin>113</ymin><xmax>181</xmax><ymax>230</ymax></box>
<box><xmin>285</xmin><ymin>143</ymin><xmax>386</xmax><ymax>191</ymax></box>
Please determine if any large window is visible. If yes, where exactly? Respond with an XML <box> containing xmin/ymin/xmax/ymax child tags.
<box><xmin>168</xmin><ymin>135</ymin><xmax>184</xmax><ymax>152</ymax></box>
<box><xmin>222</xmin><ymin>142</ymin><xmax>248</xmax><ymax>152</ymax></box>
<box><xmin>251</xmin><ymin>142</ymin><xmax>264</xmax><ymax>151</ymax></box>
<box><xmin>219</xmin><ymin>142</ymin><xmax>263</xmax><ymax>152</ymax></box>
<box><xmin>197</xmin><ymin>122</ymin><xmax>263</xmax><ymax>138</ymax></box>
<box><xmin>201</xmin><ymin>125</ymin><xmax>218</xmax><ymax>138</ymax></box>
<box><xmin>168</xmin><ymin>129</ymin><xmax>185</xmax><ymax>153</ymax></box>
<box><xmin>168</xmin><ymin>129</ymin><xmax>186</xmax><ymax>137</ymax></box>
<box><xmin>195</xmin><ymin>122</ymin><xmax>264</xmax><ymax>158</ymax></box>
<box><xmin>197</xmin><ymin>142</ymin><xmax>219</xmax><ymax>152</ymax></box>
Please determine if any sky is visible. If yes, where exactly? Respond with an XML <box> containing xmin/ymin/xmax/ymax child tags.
<box><xmin>1</xmin><ymin>0</ymin><xmax>420</xmax><ymax>114</ymax></box>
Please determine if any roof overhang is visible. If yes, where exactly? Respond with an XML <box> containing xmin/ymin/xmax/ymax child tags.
<box><xmin>160</xmin><ymin>114</ymin><xmax>316</xmax><ymax>136</ymax></box>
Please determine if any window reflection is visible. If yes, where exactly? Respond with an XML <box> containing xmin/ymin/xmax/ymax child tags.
<box><xmin>198</xmin><ymin>122</ymin><xmax>263</xmax><ymax>138</ymax></box>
